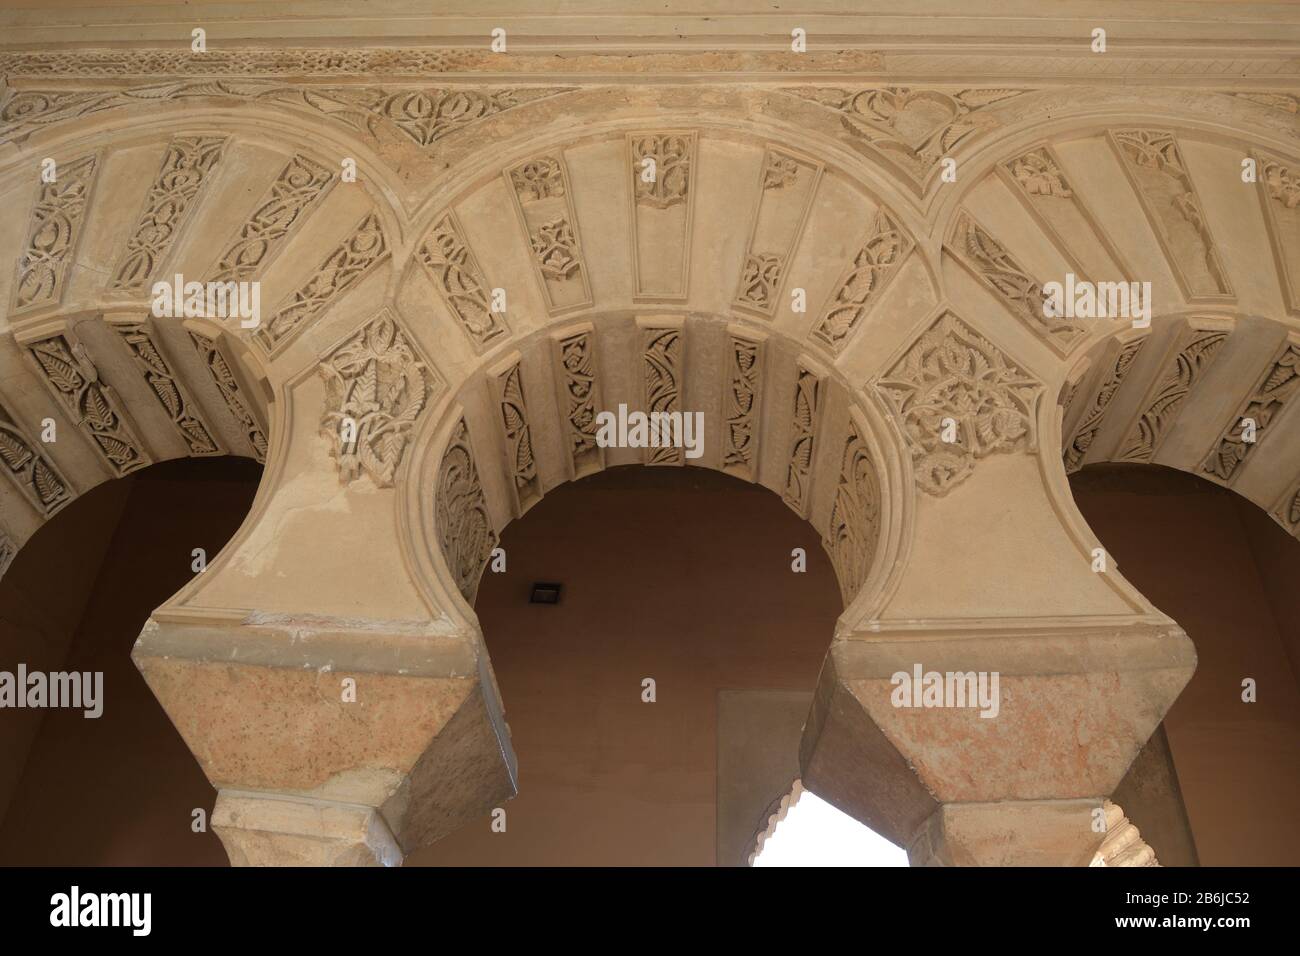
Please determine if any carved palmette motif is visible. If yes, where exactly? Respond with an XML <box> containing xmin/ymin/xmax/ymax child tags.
<box><xmin>783</xmin><ymin>363</ymin><xmax>822</xmax><ymax>516</ymax></box>
<box><xmin>1063</xmin><ymin>338</ymin><xmax>1145</xmax><ymax>474</ymax></box>
<box><xmin>779</xmin><ymin>87</ymin><xmax>1024</xmax><ymax>188</ymax></box>
<box><xmin>417</xmin><ymin>212</ymin><xmax>509</xmax><ymax>350</ymax></box>
<box><xmin>0</xmin><ymin>399</ymin><xmax>70</xmax><ymax>515</ymax></box>
<box><xmin>734</xmin><ymin>149</ymin><xmax>821</xmax><ymax>316</ymax></box>
<box><xmin>1109</xmin><ymin>129</ymin><xmax>1232</xmax><ymax>299</ymax></box>
<box><xmin>642</xmin><ymin>326</ymin><xmax>683</xmax><ymax>466</ymax></box>
<box><xmin>319</xmin><ymin>313</ymin><xmax>437</xmax><ymax>487</ymax></box>
<box><xmin>207</xmin><ymin>154</ymin><xmax>334</xmax><ymax>284</ymax></box>
<box><xmin>811</xmin><ymin>210</ymin><xmax>912</xmax><ymax>352</ymax></box>
<box><xmin>257</xmin><ymin>211</ymin><xmax>389</xmax><ymax>353</ymax></box>
<box><xmin>115</xmin><ymin>322</ymin><xmax>222</xmax><ymax>456</ymax></box>
<box><xmin>554</xmin><ymin>329</ymin><xmax>602</xmax><ymax>477</ymax></box>
<box><xmin>630</xmin><ymin>133</ymin><xmax>693</xmax><ymax>209</ymax></box>
<box><xmin>1117</xmin><ymin>330</ymin><xmax>1227</xmax><ymax>463</ymax></box>
<box><xmin>13</xmin><ymin>154</ymin><xmax>99</xmax><ymax>313</ymax></box>
<box><xmin>189</xmin><ymin>332</ymin><xmax>268</xmax><ymax>462</ymax></box>
<box><xmin>949</xmin><ymin>211</ymin><xmax>1087</xmax><ymax>354</ymax></box>
<box><xmin>435</xmin><ymin>417</ymin><xmax>499</xmax><ymax>604</ymax></box>
<box><xmin>824</xmin><ymin>420</ymin><xmax>882</xmax><ymax>608</ymax></box>
<box><xmin>722</xmin><ymin>335</ymin><xmax>764</xmax><ymax>481</ymax></box>
<box><xmin>1202</xmin><ymin>342</ymin><xmax>1300</xmax><ymax>483</ymax></box>
<box><xmin>507</xmin><ymin>154</ymin><xmax>591</xmax><ymax>312</ymax></box>
<box><xmin>25</xmin><ymin>334</ymin><xmax>149</xmax><ymax>476</ymax></box>
<box><xmin>110</xmin><ymin>136</ymin><xmax>228</xmax><ymax>291</ymax></box>
<box><xmin>628</xmin><ymin>131</ymin><xmax>697</xmax><ymax>300</ymax></box>
<box><xmin>0</xmin><ymin>83</ymin><xmax>574</xmax><ymax>151</ymax></box>
<box><xmin>492</xmin><ymin>361</ymin><xmax>540</xmax><ymax>513</ymax></box>
<box><xmin>876</xmin><ymin>312</ymin><xmax>1042</xmax><ymax>496</ymax></box>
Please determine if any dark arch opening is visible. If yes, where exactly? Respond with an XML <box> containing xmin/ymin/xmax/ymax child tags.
<box><xmin>414</xmin><ymin>464</ymin><xmax>843</xmax><ymax>866</ymax></box>
<box><xmin>1070</xmin><ymin>462</ymin><xmax>1300</xmax><ymax>866</ymax></box>
<box><xmin>0</xmin><ymin>456</ymin><xmax>262</xmax><ymax>865</ymax></box>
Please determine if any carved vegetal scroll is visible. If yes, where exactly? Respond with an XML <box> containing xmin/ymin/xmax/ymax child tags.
<box><xmin>110</xmin><ymin>136</ymin><xmax>228</xmax><ymax>292</ymax></box>
<box><xmin>189</xmin><ymin>332</ymin><xmax>267</xmax><ymax>461</ymax></box>
<box><xmin>552</xmin><ymin>326</ymin><xmax>604</xmax><ymax>479</ymax></box>
<box><xmin>435</xmin><ymin>417</ymin><xmax>499</xmax><ymax>605</ymax></box>
<box><xmin>1116</xmin><ymin>328</ymin><xmax>1227</xmax><ymax>464</ymax></box>
<box><xmin>256</xmin><ymin>211</ymin><xmax>388</xmax><ymax>354</ymax></box>
<box><xmin>0</xmin><ymin>399</ymin><xmax>70</xmax><ymax>515</ymax></box>
<box><xmin>1275</xmin><ymin>476</ymin><xmax>1300</xmax><ymax>537</ymax></box>
<box><xmin>207</xmin><ymin>154</ymin><xmax>334</xmax><ymax>284</ymax></box>
<box><xmin>948</xmin><ymin>211</ymin><xmax>1087</xmax><ymax>355</ymax></box>
<box><xmin>628</xmin><ymin>131</ymin><xmax>697</xmax><ymax>300</ymax></box>
<box><xmin>1090</xmin><ymin>802</ymin><xmax>1159</xmax><ymax>867</ymax></box>
<box><xmin>641</xmin><ymin>322</ymin><xmax>684</xmax><ymax>466</ymax></box>
<box><xmin>734</xmin><ymin>149</ymin><xmax>821</xmax><ymax>317</ymax></box>
<box><xmin>1202</xmin><ymin>341</ymin><xmax>1300</xmax><ymax>483</ymax></box>
<box><xmin>1063</xmin><ymin>337</ymin><xmax>1146</xmax><ymax>474</ymax></box>
<box><xmin>0</xmin><ymin>532</ymin><xmax>14</xmax><ymax>580</ymax></box>
<box><xmin>876</xmin><ymin>312</ymin><xmax>1042</xmax><ymax>496</ymax></box>
<box><xmin>824</xmin><ymin>418</ymin><xmax>882</xmax><ymax>608</ymax></box>
<box><xmin>721</xmin><ymin>332</ymin><xmax>765</xmax><ymax>482</ymax></box>
<box><xmin>810</xmin><ymin>209</ymin><xmax>912</xmax><ymax>353</ymax></box>
<box><xmin>416</xmin><ymin>211</ymin><xmax>509</xmax><ymax>351</ymax></box>
<box><xmin>489</xmin><ymin>358</ymin><xmax>541</xmax><ymax>516</ymax></box>
<box><xmin>1109</xmin><ymin>129</ymin><xmax>1233</xmax><ymax>301</ymax></box>
<box><xmin>1254</xmin><ymin>151</ymin><xmax>1300</xmax><ymax>316</ymax></box>
<box><xmin>999</xmin><ymin>144</ymin><xmax>1132</xmax><ymax>285</ymax></box>
<box><xmin>0</xmin><ymin>82</ymin><xmax>575</xmax><ymax>153</ymax></box>
<box><xmin>24</xmin><ymin>334</ymin><xmax>149</xmax><ymax>476</ymax></box>
<box><xmin>12</xmin><ymin>153</ymin><xmax>99</xmax><ymax>314</ymax></box>
<box><xmin>113</xmin><ymin>321</ymin><xmax>222</xmax><ymax>456</ymax></box>
<box><xmin>779</xmin><ymin>87</ymin><xmax>1024</xmax><ymax>192</ymax></box>
<box><xmin>506</xmin><ymin>154</ymin><xmax>591</xmax><ymax>314</ymax></box>
<box><xmin>319</xmin><ymin>312</ymin><xmax>438</xmax><ymax>487</ymax></box>
<box><xmin>783</xmin><ymin>361</ymin><xmax>823</xmax><ymax>517</ymax></box>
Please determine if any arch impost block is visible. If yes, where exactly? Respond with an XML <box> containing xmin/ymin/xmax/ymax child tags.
<box><xmin>800</xmin><ymin>619</ymin><xmax>1195</xmax><ymax>851</ymax></box>
<box><xmin>211</xmin><ymin>790</ymin><xmax>403</xmax><ymax>868</ymax></box>
<box><xmin>132</xmin><ymin>611</ymin><xmax>517</xmax><ymax>861</ymax></box>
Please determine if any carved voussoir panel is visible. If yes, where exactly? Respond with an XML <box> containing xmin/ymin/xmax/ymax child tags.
<box><xmin>436</xmin><ymin>417</ymin><xmax>499</xmax><ymax>605</ymax></box>
<box><xmin>1255</xmin><ymin>151</ymin><xmax>1300</xmax><ymax>316</ymax></box>
<box><xmin>722</xmin><ymin>333</ymin><xmax>765</xmax><ymax>482</ymax></box>
<box><xmin>628</xmin><ymin>131</ymin><xmax>697</xmax><ymax>300</ymax></box>
<box><xmin>12</xmin><ymin>154</ymin><xmax>99</xmax><ymax>315</ymax></box>
<box><xmin>824</xmin><ymin>418</ymin><xmax>882</xmax><ymax>608</ymax></box>
<box><xmin>0</xmin><ymin>399</ymin><xmax>71</xmax><ymax>515</ymax></box>
<box><xmin>876</xmin><ymin>312</ymin><xmax>1043</xmax><ymax>496</ymax></box>
<box><xmin>734</xmin><ymin>149</ymin><xmax>821</xmax><ymax>317</ymax></box>
<box><xmin>1063</xmin><ymin>337</ymin><xmax>1146</xmax><ymax>474</ymax></box>
<box><xmin>256</xmin><ymin>211</ymin><xmax>389</xmax><ymax>355</ymax></box>
<box><xmin>551</xmin><ymin>327</ymin><xmax>604</xmax><ymax>479</ymax></box>
<box><xmin>207</xmin><ymin>154</ymin><xmax>334</xmax><ymax>284</ymax></box>
<box><xmin>114</xmin><ymin>320</ymin><xmax>223</xmax><ymax>456</ymax></box>
<box><xmin>506</xmin><ymin>154</ymin><xmax>592</xmax><ymax>314</ymax></box>
<box><xmin>780</xmin><ymin>87</ymin><xmax>1025</xmax><ymax>191</ymax></box>
<box><xmin>1109</xmin><ymin>129</ymin><xmax>1233</xmax><ymax>301</ymax></box>
<box><xmin>783</xmin><ymin>361</ymin><xmax>823</xmax><ymax>517</ymax></box>
<box><xmin>641</xmin><ymin>322</ymin><xmax>684</xmax><ymax>466</ymax></box>
<box><xmin>489</xmin><ymin>359</ymin><xmax>540</xmax><ymax>515</ymax></box>
<box><xmin>811</xmin><ymin>209</ymin><xmax>912</xmax><ymax>354</ymax></box>
<box><xmin>0</xmin><ymin>532</ymin><xmax>14</xmax><ymax>580</ymax></box>
<box><xmin>319</xmin><ymin>312</ymin><xmax>440</xmax><ymax>488</ymax></box>
<box><xmin>1116</xmin><ymin>327</ymin><xmax>1227</xmax><ymax>464</ymax></box>
<box><xmin>948</xmin><ymin>211</ymin><xmax>1087</xmax><ymax>355</ymax></box>
<box><xmin>110</xmin><ymin>136</ymin><xmax>229</xmax><ymax>292</ymax></box>
<box><xmin>1275</xmin><ymin>476</ymin><xmax>1300</xmax><ymax>537</ymax></box>
<box><xmin>1202</xmin><ymin>341</ymin><xmax>1300</xmax><ymax>483</ymax></box>
<box><xmin>189</xmin><ymin>331</ymin><xmax>268</xmax><ymax>462</ymax></box>
<box><xmin>416</xmin><ymin>211</ymin><xmax>510</xmax><ymax>351</ymax></box>
<box><xmin>24</xmin><ymin>334</ymin><xmax>149</xmax><ymax>476</ymax></box>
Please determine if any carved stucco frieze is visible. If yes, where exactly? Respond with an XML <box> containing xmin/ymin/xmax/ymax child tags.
<box><xmin>876</xmin><ymin>312</ymin><xmax>1043</xmax><ymax>496</ymax></box>
<box><xmin>0</xmin><ymin>398</ymin><xmax>71</xmax><ymax>515</ymax></box>
<box><xmin>435</xmin><ymin>416</ymin><xmax>498</xmax><ymax>605</ymax></box>
<box><xmin>319</xmin><ymin>312</ymin><xmax>440</xmax><ymax>488</ymax></box>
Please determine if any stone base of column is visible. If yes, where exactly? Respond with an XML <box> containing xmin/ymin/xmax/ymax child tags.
<box><xmin>212</xmin><ymin>791</ymin><xmax>404</xmax><ymax>867</ymax></box>
<box><xmin>907</xmin><ymin>799</ymin><xmax>1107</xmax><ymax>866</ymax></box>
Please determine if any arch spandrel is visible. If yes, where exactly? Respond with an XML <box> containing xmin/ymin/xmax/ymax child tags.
<box><xmin>0</xmin><ymin>37</ymin><xmax>1297</xmax><ymax>864</ymax></box>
